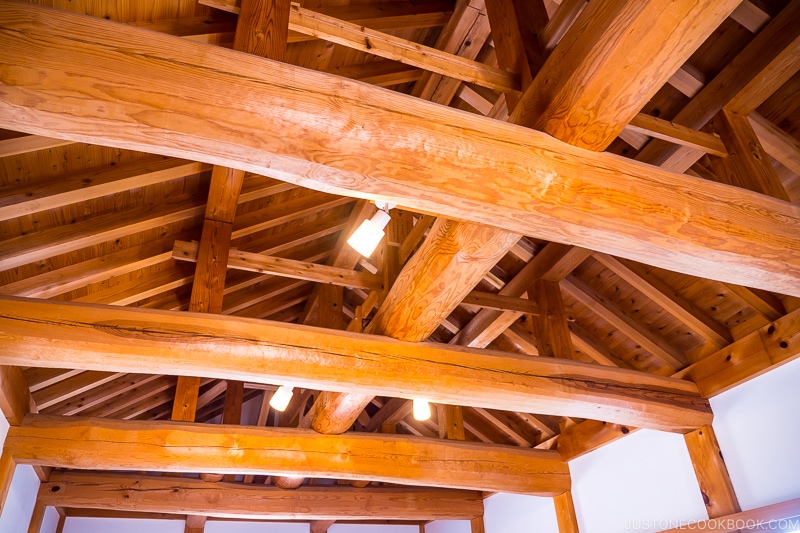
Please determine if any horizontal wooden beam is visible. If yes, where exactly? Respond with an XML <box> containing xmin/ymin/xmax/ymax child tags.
<box><xmin>9</xmin><ymin>415</ymin><xmax>570</xmax><ymax>495</ymax></box>
<box><xmin>2</xmin><ymin>3</ymin><xmax>799</xmax><ymax>296</ymax></box>
<box><xmin>0</xmin><ymin>134</ymin><xmax>74</xmax><ymax>157</ymax></box>
<box><xmin>0</xmin><ymin>296</ymin><xmax>712</xmax><ymax>431</ymax></box>
<box><xmin>173</xmin><ymin>240</ymin><xmax>383</xmax><ymax>290</ymax></box>
<box><xmin>287</xmin><ymin>3</ymin><xmax>520</xmax><ymax>94</ymax></box>
<box><xmin>462</xmin><ymin>290</ymin><xmax>539</xmax><ymax>314</ymax></box>
<box><xmin>39</xmin><ymin>472</ymin><xmax>484</xmax><ymax>520</ymax></box>
<box><xmin>625</xmin><ymin>114</ymin><xmax>728</xmax><ymax>157</ymax></box>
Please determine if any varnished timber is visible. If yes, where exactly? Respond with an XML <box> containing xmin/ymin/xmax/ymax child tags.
<box><xmin>659</xmin><ymin>497</ymin><xmax>800</xmax><ymax>532</ymax></box>
<box><xmin>173</xmin><ymin>240</ymin><xmax>383</xmax><ymax>290</ymax></box>
<box><xmin>0</xmin><ymin>449</ymin><xmax>15</xmax><ymax>514</ymax></box>
<box><xmin>0</xmin><ymin>364</ymin><xmax>33</xmax><ymax>425</ymax></box>
<box><xmin>311</xmin><ymin>220</ymin><xmax>521</xmax><ymax>434</ymax></box>
<box><xmin>0</xmin><ymin>134</ymin><xmax>73</xmax><ymax>157</ymax></box>
<box><xmin>684</xmin><ymin>425</ymin><xmax>740</xmax><ymax>518</ymax></box>
<box><xmin>3</xmin><ymin>4</ymin><xmax>800</xmax><ymax>295</ymax></box>
<box><xmin>749</xmin><ymin>112</ymin><xmax>800</xmax><ymax>177</ymax></box>
<box><xmin>39</xmin><ymin>472</ymin><xmax>483</xmax><ymax>520</ymax></box>
<box><xmin>27</xmin><ymin>500</ymin><xmax>46</xmax><ymax>533</ymax></box>
<box><xmin>10</xmin><ymin>415</ymin><xmax>570</xmax><ymax>495</ymax></box>
<box><xmin>625</xmin><ymin>114</ymin><xmax>728</xmax><ymax>157</ymax></box>
<box><xmin>509</xmin><ymin>0</ymin><xmax>740</xmax><ymax>151</ymax></box>
<box><xmin>554</xmin><ymin>491</ymin><xmax>580</xmax><ymax>533</ymax></box>
<box><xmin>0</xmin><ymin>157</ymin><xmax>207</xmax><ymax>222</ymax></box>
<box><xmin>287</xmin><ymin>3</ymin><xmax>519</xmax><ymax>94</ymax></box>
<box><xmin>636</xmin><ymin>0</ymin><xmax>800</xmax><ymax>171</ymax></box>
<box><xmin>0</xmin><ymin>296</ymin><xmax>712</xmax><ymax>431</ymax></box>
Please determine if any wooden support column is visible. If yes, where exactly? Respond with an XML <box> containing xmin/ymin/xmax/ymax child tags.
<box><xmin>438</xmin><ymin>405</ymin><xmax>466</xmax><ymax>440</ymax></box>
<box><xmin>470</xmin><ymin>517</ymin><xmax>486</xmax><ymax>533</ymax></box>
<box><xmin>27</xmin><ymin>500</ymin><xmax>46</xmax><ymax>533</ymax></box>
<box><xmin>310</xmin><ymin>520</ymin><xmax>336</xmax><ymax>533</ymax></box>
<box><xmin>707</xmin><ymin>109</ymin><xmax>790</xmax><ymax>200</ymax></box>
<box><xmin>684</xmin><ymin>425</ymin><xmax>741</xmax><ymax>518</ymax></box>
<box><xmin>0</xmin><ymin>449</ymin><xmax>15</xmax><ymax>515</ymax></box>
<box><xmin>554</xmin><ymin>491</ymin><xmax>580</xmax><ymax>533</ymax></box>
<box><xmin>185</xmin><ymin>514</ymin><xmax>207</xmax><ymax>533</ymax></box>
<box><xmin>528</xmin><ymin>280</ymin><xmax>575</xmax><ymax>360</ymax></box>
<box><xmin>172</xmin><ymin>0</ymin><xmax>290</xmax><ymax>423</ymax></box>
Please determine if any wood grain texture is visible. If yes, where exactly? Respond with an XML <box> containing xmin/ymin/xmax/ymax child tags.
<box><xmin>749</xmin><ymin>112</ymin><xmax>800</xmax><ymax>177</ymax></box>
<box><xmin>0</xmin><ymin>449</ymin><xmax>15</xmax><ymax>514</ymax></box>
<box><xmin>235</xmin><ymin>0</ymin><xmax>290</xmax><ymax>60</ymax></box>
<box><xmin>708</xmin><ymin>109</ymin><xmax>789</xmax><ymax>200</ymax></box>
<box><xmin>554</xmin><ymin>491</ymin><xmax>580</xmax><ymax>533</ymax></box>
<box><xmin>2</xmin><ymin>4</ymin><xmax>799</xmax><ymax>296</ymax></box>
<box><xmin>658</xmin><ymin>497</ymin><xmax>800</xmax><ymax>533</ymax></box>
<box><xmin>509</xmin><ymin>0</ymin><xmax>740</xmax><ymax>150</ymax></box>
<box><xmin>684</xmin><ymin>425</ymin><xmax>740</xmax><ymax>518</ymax></box>
<box><xmin>0</xmin><ymin>364</ymin><xmax>33</xmax><ymax>425</ymax></box>
<box><xmin>0</xmin><ymin>296</ymin><xmax>712</xmax><ymax>431</ymax></box>
<box><xmin>529</xmin><ymin>280</ymin><xmax>574</xmax><ymax>360</ymax></box>
<box><xmin>0</xmin><ymin>134</ymin><xmax>73</xmax><ymax>157</ymax></box>
<box><xmin>11</xmin><ymin>415</ymin><xmax>570</xmax><ymax>495</ymax></box>
<box><xmin>39</xmin><ymin>472</ymin><xmax>484</xmax><ymax>520</ymax></box>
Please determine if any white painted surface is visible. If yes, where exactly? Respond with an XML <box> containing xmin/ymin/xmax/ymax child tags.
<box><xmin>484</xmin><ymin>493</ymin><xmax>559</xmax><ymax>533</ymax></box>
<box><xmin>710</xmin><ymin>356</ymin><xmax>800</xmax><ymax>510</ymax></box>
<box><xmin>425</xmin><ymin>520</ymin><xmax>471</xmax><ymax>533</ymax></box>
<box><xmin>569</xmin><ymin>429</ymin><xmax>708</xmax><ymax>533</ymax></box>
<box><xmin>329</xmin><ymin>526</ymin><xmax>419</xmax><ymax>533</ymax></box>
<box><xmin>0</xmin><ymin>415</ymin><xmax>41</xmax><ymax>533</ymax></box>
<box><xmin>206</xmin><ymin>521</ymin><xmax>309</xmax><ymax>532</ymax></box>
<box><xmin>41</xmin><ymin>506</ymin><xmax>61</xmax><ymax>533</ymax></box>
<box><xmin>63</xmin><ymin>517</ymin><xmax>185</xmax><ymax>532</ymax></box>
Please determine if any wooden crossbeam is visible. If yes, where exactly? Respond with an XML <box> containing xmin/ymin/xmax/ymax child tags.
<box><xmin>173</xmin><ymin>240</ymin><xmax>383</xmax><ymax>290</ymax></box>
<box><xmin>3</xmin><ymin>4</ymin><xmax>798</xmax><ymax>296</ymax></box>
<box><xmin>10</xmin><ymin>415</ymin><xmax>570</xmax><ymax>495</ymax></box>
<box><xmin>0</xmin><ymin>296</ymin><xmax>712</xmax><ymax>431</ymax></box>
<box><xmin>0</xmin><ymin>134</ymin><xmax>74</xmax><ymax>157</ymax></box>
<box><xmin>39</xmin><ymin>472</ymin><xmax>483</xmax><ymax>520</ymax></box>
<box><xmin>659</xmin><ymin>497</ymin><xmax>800</xmax><ymax>532</ymax></box>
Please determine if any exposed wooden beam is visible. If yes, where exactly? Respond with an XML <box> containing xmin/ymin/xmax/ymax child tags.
<box><xmin>625</xmin><ymin>114</ymin><xmax>728</xmax><ymax>157</ymax></box>
<box><xmin>0</xmin><ymin>365</ymin><xmax>34</xmax><ymax>425</ymax></box>
<box><xmin>173</xmin><ymin>240</ymin><xmax>382</xmax><ymax>290</ymax></box>
<box><xmin>0</xmin><ymin>297</ymin><xmax>712</xmax><ymax>431</ymax></box>
<box><xmin>0</xmin><ymin>134</ymin><xmax>74</xmax><ymax>157</ymax></box>
<box><xmin>11</xmin><ymin>415</ymin><xmax>570</xmax><ymax>495</ymax></box>
<box><xmin>636</xmin><ymin>0</ymin><xmax>800</xmax><ymax>171</ymax></box>
<box><xmin>749</xmin><ymin>112</ymin><xmax>800</xmax><ymax>177</ymax></box>
<box><xmin>461</xmin><ymin>291</ymin><xmax>539</xmax><ymax>315</ymax></box>
<box><xmin>0</xmin><ymin>449</ymin><xmax>15</xmax><ymax>514</ymax></box>
<box><xmin>3</xmin><ymin>4</ymin><xmax>800</xmax><ymax>296</ymax></box>
<box><xmin>0</xmin><ymin>158</ymin><xmax>207</xmax><ymax>223</ymax></box>
<box><xmin>509</xmin><ymin>0</ymin><xmax>740</xmax><ymax>151</ymax></box>
<box><xmin>554</xmin><ymin>491</ymin><xmax>580</xmax><ymax>533</ymax></box>
<box><xmin>40</xmin><ymin>472</ymin><xmax>483</xmax><ymax>520</ymax></box>
<box><xmin>287</xmin><ymin>3</ymin><xmax>519</xmax><ymax>94</ymax></box>
<box><xmin>684</xmin><ymin>425</ymin><xmax>741</xmax><ymax>518</ymax></box>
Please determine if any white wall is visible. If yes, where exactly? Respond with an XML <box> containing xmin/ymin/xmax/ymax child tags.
<box><xmin>63</xmin><ymin>517</ymin><xmax>185</xmax><ymax>533</ymax></box>
<box><xmin>569</xmin><ymin>429</ymin><xmax>708</xmax><ymax>533</ymax></box>
<box><xmin>484</xmin><ymin>493</ymin><xmax>559</xmax><ymax>533</ymax></box>
<box><xmin>425</xmin><ymin>520</ymin><xmax>471</xmax><ymax>533</ymax></box>
<box><xmin>710</xmin><ymin>356</ymin><xmax>800</xmax><ymax>510</ymax></box>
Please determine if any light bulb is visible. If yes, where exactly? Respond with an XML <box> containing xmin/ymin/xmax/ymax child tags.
<box><xmin>412</xmin><ymin>398</ymin><xmax>431</xmax><ymax>421</ymax></box>
<box><xmin>347</xmin><ymin>210</ymin><xmax>391</xmax><ymax>258</ymax></box>
<box><xmin>269</xmin><ymin>385</ymin><xmax>294</xmax><ymax>412</ymax></box>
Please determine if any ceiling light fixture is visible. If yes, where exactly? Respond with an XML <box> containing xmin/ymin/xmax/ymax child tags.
<box><xmin>269</xmin><ymin>385</ymin><xmax>294</xmax><ymax>412</ymax></box>
<box><xmin>412</xmin><ymin>398</ymin><xmax>431</xmax><ymax>421</ymax></box>
<box><xmin>347</xmin><ymin>201</ymin><xmax>394</xmax><ymax>258</ymax></box>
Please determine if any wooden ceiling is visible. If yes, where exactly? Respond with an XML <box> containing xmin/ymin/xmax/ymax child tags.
<box><xmin>0</xmin><ymin>0</ymin><xmax>799</xmax><ymax>530</ymax></box>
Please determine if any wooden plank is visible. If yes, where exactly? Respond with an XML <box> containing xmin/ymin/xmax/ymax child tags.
<box><xmin>625</xmin><ymin>114</ymin><xmax>727</xmax><ymax>157</ymax></box>
<box><xmin>510</xmin><ymin>0</ymin><xmax>740</xmax><ymax>151</ymax></box>
<box><xmin>659</xmin><ymin>497</ymin><xmax>800</xmax><ymax>532</ymax></box>
<box><xmin>173</xmin><ymin>240</ymin><xmax>383</xmax><ymax>290</ymax></box>
<box><xmin>0</xmin><ymin>135</ymin><xmax>74</xmax><ymax>157</ymax></box>
<box><xmin>684</xmin><ymin>425</ymin><xmax>740</xmax><ymax>518</ymax></box>
<box><xmin>3</xmin><ymin>4</ymin><xmax>800</xmax><ymax>296</ymax></box>
<box><xmin>0</xmin><ymin>158</ymin><xmax>206</xmax><ymax>222</ymax></box>
<box><xmin>235</xmin><ymin>0</ymin><xmax>290</xmax><ymax>60</ymax></box>
<box><xmin>287</xmin><ymin>3</ymin><xmax>520</xmax><ymax>94</ymax></box>
<box><xmin>0</xmin><ymin>297</ymin><xmax>713</xmax><ymax>431</ymax></box>
<box><xmin>12</xmin><ymin>415</ymin><xmax>569</xmax><ymax>495</ymax></box>
<box><xmin>557</xmin><ymin>420</ymin><xmax>637</xmax><ymax>461</ymax></box>
<box><xmin>44</xmin><ymin>374</ymin><xmax>161</xmax><ymax>417</ymax></box>
<box><xmin>33</xmin><ymin>371</ymin><xmax>123</xmax><ymax>410</ymax></box>
<box><xmin>708</xmin><ymin>109</ymin><xmax>789</xmax><ymax>200</ymax></box>
<box><xmin>39</xmin><ymin>472</ymin><xmax>485</xmax><ymax>520</ymax></box>
<box><xmin>462</xmin><ymin>291</ymin><xmax>538</xmax><ymax>314</ymax></box>
<box><xmin>749</xmin><ymin>112</ymin><xmax>800</xmax><ymax>177</ymax></box>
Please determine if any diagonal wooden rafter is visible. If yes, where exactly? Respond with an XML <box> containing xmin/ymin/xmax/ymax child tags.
<box><xmin>0</xmin><ymin>296</ymin><xmax>713</xmax><ymax>431</ymax></box>
<box><xmin>2</xmin><ymin>3</ymin><xmax>800</xmax><ymax>296</ymax></box>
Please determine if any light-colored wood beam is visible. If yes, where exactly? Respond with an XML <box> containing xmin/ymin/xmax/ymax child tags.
<box><xmin>12</xmin><ymin>415</ymin><xmax>570</xmax><ymax>495</ymax></box>
<box><xmin>0</xmin><ymin>297</ymin><xmax>712</xmax><ymax>431</ymax></box>
<box><xmin>39</xmin><ymin>472</ymin><xmax>484</xmax><ymax>520</ymax></box>
<box><xmin>554</xmin><ymin>491</ymin><xmax>580</xmax><ymax>533</ymax></box>
<box><xmin>3</xmin><ymin>4</ymin><xmax>799</xmax><ymax>296</ymax></box>
<box><xmin>0</xmin><ymin>365</ymin><xmax>34</xmax><ymax>425</ymax></box>
<box><xmin>0</xmin><ymin>135</ymin><xmax>74</xmax><ymax>157</ymax></box>
<box><xmin>510</xmin><ymin>0</ymin><xmax>740</xmax><ymax>151</ymax></box>
<box><xmin>749</xmin><ymin>112</ymin><xmax>800</xmax><ymax>177</ymax></box>
<box><xmin>684</xmin><ymin>425</ymin><xmax>741</xmax><ymax>518</ymax></box>
<box><xmin>287</xmin><ymin>3</ymin><xmax>519</xmax><ymax>94</ymax></box>
<box><xmin>173</xmin><ymin>240</ymin><xmax>383</xmax><ymax>290</ymax></box>
<box><xmin>625</xmin><ymin>114</ymin><xmax>728</xmax><ymax>157</ymax></box>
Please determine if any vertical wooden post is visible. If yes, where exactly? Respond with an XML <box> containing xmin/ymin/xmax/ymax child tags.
<box><xmin>0</xmin><ymin>448</ymin><xmax>16</xmax><ymax>515</ymax></box>
<box><xmin>554</xmin><ymin>491</ymin><xmax>581</xmax><ymax>533</ymax></box>
<box><xmin>529</xmin><ymin>280</ymin><xmax>575</xmax><ymax>360</ymax></box>
<box><xmin>470</xmin><ymin>516</ymin><xmax>487</xmax><ymax>533</ymax></box>
<box><xmin>54</xmin><ymin>508</ymin><xmax>66</xmax><ymax>533</ymax></box>
<box><xmin>26</xmin><ymin>500</ymin><xmax>46</xmax><ymax>533</ymax></box>
<box><xmin>438</xmin><ymin>405</ymin><xmax>466</xmax><ymax>440</ymax></box>
<box><xmin>685</xmin><ymin>425</ymin><xmax>741</xmax><ymax>518</ymax></box>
